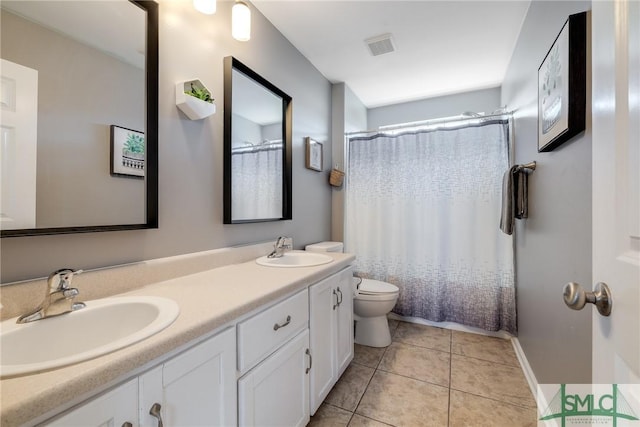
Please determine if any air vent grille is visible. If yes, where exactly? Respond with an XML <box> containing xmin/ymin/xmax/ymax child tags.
<box><xmin>365</xmin><ymin>33</ymin><xmax>395</xmax><ymax>56</ymax></box>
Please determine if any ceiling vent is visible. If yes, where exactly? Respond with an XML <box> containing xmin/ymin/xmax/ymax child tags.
<box><xmin>365</xmin><ymin>33</ymin><xmax>395</xmax><ymax>56</ymax></box>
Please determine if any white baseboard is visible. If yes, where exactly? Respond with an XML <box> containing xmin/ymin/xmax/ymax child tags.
<box><xmin>511</xmin><ymin>337</ymin><xmax>538</xmax><ymax>401</ymax></box>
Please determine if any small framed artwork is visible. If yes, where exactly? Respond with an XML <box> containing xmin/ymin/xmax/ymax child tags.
<box><xmin>305</xmin><ymin>137</ymin><xmax>323</xmax><ymax>171</ymax></box>
<box><xmin>110</xmin><ymin>125</ymin><xmax>145</xmax><ymax>179</ymax></box>
<box><xmin>537</xmin><ymin>11</ymin><xmax>587</xmax><ymax>152</ymax></box>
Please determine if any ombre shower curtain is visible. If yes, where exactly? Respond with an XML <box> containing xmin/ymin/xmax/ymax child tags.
<box><xmin>231</xmin><ymin>146</ymin><xmax>282</xmax><ymax>220</ymax></box>
<box><xmin>345</xmin><ymin>118</ymin><xmax>516</xmax><ymax>334</ymax></box>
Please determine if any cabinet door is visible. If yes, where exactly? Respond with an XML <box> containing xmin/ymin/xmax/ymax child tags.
<box><xmin>308</xmin><ymin>275</ymin><xmax>337</xmax><ymax>415</ymax></box>
<box><xmin>139</xmin><ymin>328</ymin><xmax>237</xmax><ymax>427</ymax></box>
<box><xmin>45</xmin><ymin>378</ymin><xmax>138</xmax><ymax>427</ymax></box>
<box><xmin>238</xmin><ymin>329</ymin><xmax>310</xmax><ymax>427</ymax></box>
<box><xmin>335</xmin><ymin>267</ymin><xmax>354</xmax><ymax>377</ymax></box>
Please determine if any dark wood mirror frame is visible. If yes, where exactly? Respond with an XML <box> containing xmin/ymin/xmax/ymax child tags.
<box><xmin>1</xmin><ymin>0</ymin><xmax>159</xmax><ymax>238</ymax></box>
<box><xmin>223</xmin><ymin>56</ymin><xmax>292</xmax><ymax>224</ymax></box>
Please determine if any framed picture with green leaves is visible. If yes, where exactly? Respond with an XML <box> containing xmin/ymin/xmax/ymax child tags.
<box><xmin>110</xmin><ymin>125</ymin><xmax>145</xmax><ymax>178</ymax></box>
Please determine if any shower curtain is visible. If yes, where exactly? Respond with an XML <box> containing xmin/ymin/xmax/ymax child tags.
<box><xmin>231</xmin><ymin>146</ymin><xmax>283</xmax><ymax>220</ymax></box>
<box><xmin>345</xmin><ymin>118</ymin><xmax>516</xmax><ymax>334</ymax></box>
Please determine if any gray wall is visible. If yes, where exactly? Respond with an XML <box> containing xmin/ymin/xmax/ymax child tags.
<box><xmin>368</xmin><ymin>87</ymin><xmax>501</xmax><ymax>129</ymax></box>
<box><xmin>501</xmin><ymin>1</ymin><xmax>592</xmax><ymax>384</ymax></box>
<box><xmin>1</xmin><ymin>1</ymin><xmax>333</xmax><ymax>283</ymax></box>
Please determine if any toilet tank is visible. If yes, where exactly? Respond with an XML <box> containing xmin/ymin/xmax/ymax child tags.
<box><xmin>305</xmin><ymin>241</ymin><xmax>343</xmax><ymax>253</ymax></box>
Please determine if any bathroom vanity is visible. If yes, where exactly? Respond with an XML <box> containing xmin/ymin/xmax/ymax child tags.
<box><xmin>0</xmin><ymin>246</ymin><xmax>355</xmax><ymax>426</ymax></box>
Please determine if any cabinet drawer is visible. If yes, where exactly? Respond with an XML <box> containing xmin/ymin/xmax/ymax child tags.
<box><xmin>238</xmin><ymin>289</ymin><xmax>308</xmax><ymax>373</ymax></box>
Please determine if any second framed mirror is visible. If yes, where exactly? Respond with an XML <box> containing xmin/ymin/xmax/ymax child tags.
<box><xmin>223</xmin><ymin>56</ymin><xmax>292</xmax><ymax>224</ymax></box>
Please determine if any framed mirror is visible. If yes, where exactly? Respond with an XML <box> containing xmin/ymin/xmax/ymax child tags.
<box><xmin>0</xmin><ymin>0</ymin><xmax>158</xmax><ymax>237</ymax></box>
<box><xmin>223</xmin><ymin>56</ymin><xmax>292</xmax><ymax>224</ymax></box>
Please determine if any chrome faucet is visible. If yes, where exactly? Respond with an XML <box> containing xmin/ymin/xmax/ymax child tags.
<box><xmin>17</xmin><ymin>268</ymin><xmax>86</xmax><ymax>324</ymax></box>
<box><xmin>267</xmin><ymin>236</ymin><xmax>293</xmax><ymax>258</ymax></box>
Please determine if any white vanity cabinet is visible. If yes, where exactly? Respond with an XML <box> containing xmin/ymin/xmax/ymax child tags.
<box><xmin>309</xmin><ymin>267</ymin><xmax>354</xmax><ymax>414</ymax></box>
<box><xmin>44</xmin><ymin>328</ymin><xmax>236</xmax><ymax>427</ymax></box>
<box><xmin>237</xmin><ymin>289</ymin><xmax>311</xmax><ymax>427</ymax></box>
<box><xmin>37</xmin><ymin>263</ymin><xmax>356</xmax><ymax>427</ymax></box>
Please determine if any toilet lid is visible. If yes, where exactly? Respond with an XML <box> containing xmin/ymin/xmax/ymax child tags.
<box><xmin>358</xmin><ymin>279</ymin><xmax>399</xmax><ymax>295</ymax></box>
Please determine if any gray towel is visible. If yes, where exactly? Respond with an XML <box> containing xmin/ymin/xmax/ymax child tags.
<box><xmin>515</xmin><ymin>170</ymin><xmax>528</xmax><ymax>220</ymax></box>
<box><xmin>500</xmin><ymin>166</ymin><xmax>529</xmax><ymax>235</ymax></box>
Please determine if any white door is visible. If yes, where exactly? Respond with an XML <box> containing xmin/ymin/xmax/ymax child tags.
<box><xmin>309</xmin><ymin>276</ymin><xmax>337</xmax><ymax>414</ymax></box>
<box><xmin>139</xmin><ymin>328</ymin><xmax>237</xmax><ymax>427</ymax></box>
<box><xmin>238</xmin><ymin>329</ymin><xmax>310</xmax><ymax>427</ymax></box>
<box><xmin>0</xmin><ymin>59</ymin><xmax>38</xmax><ymax>230</ymax></box>
<box><xmin>592</xmin><ymin>0</ymin><xmax>640</xmax><ymax>387</ymax></box>
<box><xmin>335</xmin><ymin>268</ymin><xmax>354</xmax><ymax>377</ymax></box>
<box><xmin>45</xmin><ymin>378</ymin><xmax>139</xmax><ymax>427</ymax></box>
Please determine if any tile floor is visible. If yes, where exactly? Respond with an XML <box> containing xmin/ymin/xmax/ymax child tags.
<box><xmin>308</xmin><ymin>320</ymin><xmax>538</xmax><ymax>427</ymax></box>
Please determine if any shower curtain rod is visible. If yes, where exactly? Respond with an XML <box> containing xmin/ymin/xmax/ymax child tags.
<box><xmin>231</xmin><ymin>141</ymin><xmax>283</xmax><ymax>154</ymax></box>
<box><xmin>345</xmin><ymin>111</ymin><xmax>513</xmax><ymax>137</ymax></box>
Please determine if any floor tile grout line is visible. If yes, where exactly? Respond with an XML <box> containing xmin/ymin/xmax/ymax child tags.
<box><xmin>355</xmin><ymin>413</ymin><xmax>397</xmax><ymax>427</ymax></box>
<box><xmin>374</xmin><ymin>366</ymin><xmax>450</xmax><ymax>389</ymax></box>
<box><xmin>349</xmin><ymin>340</ymin><xmax>395</xmax><ymax>426</ymax></box>
<box><xmin>448</xmin><ymin>386</ymin><xmax>538</xmax><ymax>410</ymax></box>
<box><xmin>450</xmin><ymin>352</ymin><xmax>524</xmax><ymax>369</ymax></box>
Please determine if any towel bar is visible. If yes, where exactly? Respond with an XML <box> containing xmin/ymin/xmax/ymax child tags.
<box><xmin>516</xmin><ymin>161</ymin><xmax>536</xmax><ymax>171</ymax></box>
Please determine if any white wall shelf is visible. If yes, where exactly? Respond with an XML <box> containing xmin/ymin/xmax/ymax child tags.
<box><xmin>175</xmin><ymin>79</ymin><xmax>216</xmax><ymax>120</ymax></box>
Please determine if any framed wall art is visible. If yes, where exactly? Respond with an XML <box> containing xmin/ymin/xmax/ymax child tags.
<box><xmin>538</xmin><ymin>11</ymin><xmax>587</xmax><ymax>152</ymax></box>
<box><xmin>305</xmin><ymin>137</ymin><xmax>323</xmax><ymax>171</ymax></box>
<box><xmin>110</xmin><ymin>125</ymin><xmax>145</xmax><ymax>178</ymax></box>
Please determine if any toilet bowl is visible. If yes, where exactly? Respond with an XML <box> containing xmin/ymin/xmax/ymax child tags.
<box><xmin>352</xmin><ymin>278</ymin><xmax>399</xmax><ymax>347</ymax></box>
<box><xmin>305</xmin><ymin>241</ymin><xmax>400</xmax><ymax>348</ymax></box>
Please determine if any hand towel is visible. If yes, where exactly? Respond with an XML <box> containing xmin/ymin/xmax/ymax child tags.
<box><xmin>500</xmin><ymin>166</ymin><xmax>530</xmax><ymax>235</ymax></box>
<box><xmin>499</xmin><ymin>166</ymin><xmax>519</xmax><ymax>235</ymax></box>
<box><xmin>515</xmin><ymin>170</ymin><xmax>528</xmax><ymax>219</ymax></box>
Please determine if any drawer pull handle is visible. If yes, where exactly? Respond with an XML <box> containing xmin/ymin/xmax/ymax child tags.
<box><xmin>305</xmin><ymin>348</ymin><xmax>312</xmax><ymax>374</ymax></box>
<box><xmin>122</xmin><ymin>423</ymin><xmax>133</xmax><ymax>427</ymax></box>
<box><xmin>333</xmin><ymin>289</ymin><xmax>338</xmax><ymax>310</ymax></box>
<box><xmin>273</xmin><ymin>315</ymin><xmax>291</xmax><ymax>331</ymax></box>
<box><xmin>337</xmin><ymin>287</ymin><xmax>343</xmax><ymax>306</ymax></box>
<box><xmin>150</xmin><ymin>402</ymin><xmax>164</xmax><ymax>427</ymax></box>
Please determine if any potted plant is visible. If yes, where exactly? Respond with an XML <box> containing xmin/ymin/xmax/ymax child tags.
<box><xmin>175</xmin><ymin>79</ymin><xmax>216</xmax><ymax>120</ymax></box>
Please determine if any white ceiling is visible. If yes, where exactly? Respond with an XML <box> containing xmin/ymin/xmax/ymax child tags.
<box><xmin>252</xmin><ymin>0</ymin><xmax>531</xmax><ymax>108</ymax></box>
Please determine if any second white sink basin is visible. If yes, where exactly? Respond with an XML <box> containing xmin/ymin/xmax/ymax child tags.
<box><xmin>0</xmin><ymin>296</ymin><xmax>179</xmax><ymax>378</ymax></box>
<box><xmin>256</xmin><ymin>251</ymin><xmax>333</xmax><ymax>268</ymax></box>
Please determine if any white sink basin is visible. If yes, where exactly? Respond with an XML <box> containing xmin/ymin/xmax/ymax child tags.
<box><xmin>256</xmin><ymin>251</ymin><xmax>333</xmax><ymax>268</ymax></box>
<box><xmin>0</xmin><ymin>296</ymin><xmax>179</xmax><ymax>378</ymax></box>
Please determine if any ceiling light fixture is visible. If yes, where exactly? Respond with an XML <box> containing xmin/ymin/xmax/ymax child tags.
<box><xmin>193</xmin><ymin>0</ymin><xmax>216</xmax><ymax>15</ymax></box>
<box><xmin>232</xmin><ymin>1</ymin><xmax>251</xmax><ymax>42</ymax></box>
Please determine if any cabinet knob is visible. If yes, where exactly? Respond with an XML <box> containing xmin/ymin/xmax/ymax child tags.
<box><xmin>122</xmin><ymin>423</ymin><xmax>133</xmax><ymax>427</ymax></box>
<box><xmin>149</xmin><ymin>402</ymin><xmax>164</xmax><ymax>427</ymax></box>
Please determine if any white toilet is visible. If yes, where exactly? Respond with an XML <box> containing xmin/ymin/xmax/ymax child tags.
<box><xmin>305</xmin><ymin>241</ymin><xmax>399</xmax><ymax>348</ymax></box>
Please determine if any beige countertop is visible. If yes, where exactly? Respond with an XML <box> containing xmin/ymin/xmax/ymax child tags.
<box><xmin>0</xmin><ymin>251</ymin><xmax>355</xmax><ymax>426</ymax></box>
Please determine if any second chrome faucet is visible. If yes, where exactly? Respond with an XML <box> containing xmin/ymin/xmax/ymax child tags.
<box><xmin>267</xmin><ymin>236</ymin><xmax>293</xmax><ymax>258</ymax></box>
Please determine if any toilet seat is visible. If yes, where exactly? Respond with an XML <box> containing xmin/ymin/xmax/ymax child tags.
<box><xmin>355</xmin><ymin>279</ymin><xmax>399</xmax><ymax>301</ymax></box>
